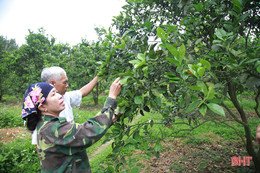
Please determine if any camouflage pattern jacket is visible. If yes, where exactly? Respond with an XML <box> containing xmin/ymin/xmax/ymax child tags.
<box><xmin>36</xmin><ymin>97</ymin><xmax>117</xmax><ymax>173</ymax></box>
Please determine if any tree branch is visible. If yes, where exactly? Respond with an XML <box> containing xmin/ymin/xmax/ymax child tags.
<box><xmin>221</xmin><ymin>103</ymin><xmax>247</xmax><ymax>126</ymax></box>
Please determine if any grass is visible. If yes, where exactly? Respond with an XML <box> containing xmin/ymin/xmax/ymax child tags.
<box><xmin>0</xmin><ymin>137</ymin><xmax>41</xmax><ymax>172</ymax></box>
<box><xmin>223</xmin><ymin>93</ymin><xmax>257</xmax><ymax>112</ymax></box>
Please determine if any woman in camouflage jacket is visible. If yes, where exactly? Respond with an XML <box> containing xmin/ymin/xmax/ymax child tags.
<box><xmin>22</xmin><ymin>78</ymin><xmax>122</xmax><ymax>173</ymax></box>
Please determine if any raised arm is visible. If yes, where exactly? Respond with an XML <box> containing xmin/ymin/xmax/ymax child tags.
<box><xmin>79</xmin><ymin>76</ymin><xmax>100</xmax><ymax>98</ymax></box>
<box><xmin>44</xmin><ymin>78</ymin><xmax>122</xmax><ymax>147</ymax></box>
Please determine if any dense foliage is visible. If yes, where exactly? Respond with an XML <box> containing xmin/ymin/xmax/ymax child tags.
<box><xmin>97</xmin><ymin>0</ymin><xmax>260</xmax><ymax>171</ymax></box>
<box><xmin>0</xmin><ymin>0</ymin><xmax>259</xmax><ymax>171</ymax></box>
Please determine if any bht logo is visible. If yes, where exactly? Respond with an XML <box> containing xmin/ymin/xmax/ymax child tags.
<box><xmin>231</xmin><ymin>156</ymin><xmax>252</xmax><ymax>166</ymax></box>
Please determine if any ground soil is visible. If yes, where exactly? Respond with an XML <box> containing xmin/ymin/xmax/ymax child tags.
<box><xmin>0</xmin><ymin>126</ymin><xmax>30</xmax><ymax>144</ymax></box>
<box><xmin>135</xmin><ymin>139</ymin><xmax>250</xmax><ymax>173</ymax></box>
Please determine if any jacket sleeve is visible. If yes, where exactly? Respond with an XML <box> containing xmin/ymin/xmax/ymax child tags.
<box><xmin>41</xmin><ymin>97</ymin><xmax>117</xmax><ymax>148</ymax></box>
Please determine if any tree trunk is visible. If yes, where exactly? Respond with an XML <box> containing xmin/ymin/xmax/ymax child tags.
<box><xmin>227</xmin><ymin>81</ymin><xmax>260</xmax><ymax>171</ymax></box>
<box><xmin>93</xmin><ymin>82</ymin><xmax>99</xmax><ymax>105</ymax></box>
<box><xmin>0</xmin><ymin>84</ymin><xmax>3</xmax><ymax>101</ymax></box>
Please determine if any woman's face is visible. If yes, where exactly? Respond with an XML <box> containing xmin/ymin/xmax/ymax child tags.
<box><xmin>44</xmin><ymin>88</ymin><xmax>65</xmax><ymax>116</ymax></box>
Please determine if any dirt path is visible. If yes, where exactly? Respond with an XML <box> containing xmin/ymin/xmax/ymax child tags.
<box><xmin>89</xmin><ymin>140</ymin><xmax>114</xmax><ymax>161</ymax></box>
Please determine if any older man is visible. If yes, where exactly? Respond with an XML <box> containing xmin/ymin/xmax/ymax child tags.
<box><xmin>32</xmin><ymin>66</ymin><xmax>100</xmax><ymax>145</ymax></box>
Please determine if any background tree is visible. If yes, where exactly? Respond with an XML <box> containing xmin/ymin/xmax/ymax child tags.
<box><xmin>14</xmin><ymin>28</ymin><xmax>56</xmax><ymax>94</ymax></box>
<box><xmin>0</xmin><ymin>36</ymin><xmax>18</xmax><ymax>100</ymax></box>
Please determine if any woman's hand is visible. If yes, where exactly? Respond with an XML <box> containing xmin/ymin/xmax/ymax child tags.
<box><xmin>109</xmin><ymin>77</ymin><xmax>122</xmax><ymax>99</ymax></box>
<box><xmin>112</xmin><ymin>111</ymin><xmax>121</xmax><ymax>123</ymax></box>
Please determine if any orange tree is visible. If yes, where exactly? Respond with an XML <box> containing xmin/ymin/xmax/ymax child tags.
<box><xmin>14</xmin><ymin>28</ymin><xmax>57</xmax><ymax>93</ymax></box>
<box><xmin>97</xmin><ymin>0</ymin><xmax>260</xmax><ymax>171</ymax></box>
<box><xmin>63</xmin><ymin>39</ymin><xmax>108</xmax><ymax>105</ymax></box>
<box><xmin>0</xmin><ymin>36</ymin><xmax>18</xmax><ymax>100</ymax></box>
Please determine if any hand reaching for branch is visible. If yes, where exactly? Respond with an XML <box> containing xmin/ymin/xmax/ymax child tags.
<box><xmin>108</xmin><ymin>77</ymin><xmax>122</xmax><ymax>100</ymax></box>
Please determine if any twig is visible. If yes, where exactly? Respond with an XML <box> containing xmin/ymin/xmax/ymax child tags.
<box><xmin>217</xmin><ymin>120</ymin><xmax>246</xmax><ymax>146</ymax></box>
<box><xmin>170</xmin><ymin>120</ymin><xmax>208</xmax><ymax>136</ymax></box>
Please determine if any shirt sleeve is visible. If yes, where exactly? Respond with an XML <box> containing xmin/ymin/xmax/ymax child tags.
<box><xmin>40</xmin><ymin>97</ymin><xmax>117</xmax><ymax>148</ymax></box>
<box><xmin>31</xmin><ymin>129</ymin><xmax>37</xmax><ymax>145</ymax></box>
<box><xmin>65</xmin><ymin>90</ymin><xmax>82</xmax><ymax>107</ymax></box>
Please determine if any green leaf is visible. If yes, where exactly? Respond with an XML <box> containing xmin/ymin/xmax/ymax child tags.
<box><xmin>129</xmin><ymin>59</ymin><xmax>140</xmax><ymax>65</ymax></box>
<box><xmin>142</xmin><ymin>66</ymin><xmax>148</xmax><ymax>78</ymax></box>
<box><xmin>229</xmin><ymin>48</ymin><xmax>241</xmax><ymax>57</ymax></box>
<box><xmin>200</xmin><ymin>59</ymin><xmax>211</xmax><ymax>70</ymax></box>
<box><xmin>136</xmin><ymin>60</ymin><xmax>146</xmax><ymax>68</ymax></box>
<box><xmin>120</xmin><ymin>77</ymin><xmax>129</xmax><ymax>85</ymax></box>
<box><xmin>199</xmin><ymin>104</ymin><xmax>207</xmax><ymax>116</ymax></box>
<box><xmin>207</xmin><ymin>103</ymin><xmax>225</xmax><ymax>116</ymax></box>
<box><xmin>145</xmin><ymin>21</ymin><xmax>152</xmax><ymax>30</ymax></box>
<box><xmin>207</xmin><ymin>83</ymin><xmax>215</xmax><ymax>100</ymax></box>
<box><xmin>119</xmin><ymin>106</ymin><xmax>126</xmax><ymax>114</ymax></box>
<box><xmin>129</xmin><ymin>59</ymin><xmax>145</xmax><ymax>68</ymax></box>
<box><xmin>197</xmin><ymin>81</ymin><xmax>208</xmax><ymax>96</ymax></box>
<box><xmin>195</xmin><ymin>38</ymin><xmax>203</xmax><ymax>45</ymax></box>
<box><xmin>188</xmin><ymin>86</ymin><xmax>201</xmax><ymax>91</ymax></box>
<box><xmin>197</xmin><ymin>67</ymin><xmax>205</xmax><ymax>77</ymax></box>
<box><xmin>134</xmin><ymin>96</ymin><xmax>143</xmax><ymax>104</ymax></box>
<box><xmin>188</xmin><ymin>64</ymin><xmax>198</xmax><ymax>78</ymax></box>
<box><xmin>165</xmin><ymin>73</ymin><xmax>180</xmax><ymax>82</ymax></box>
<box><xmin>166</xmin><ymin>57</ymin><xmax>180</xmax><ymax>66</ymax></box>
<box><xmin>215</xmin><ymin>29</ymin><xmax>226</xmax><ymax>40</ymax></box>
<box><xmin>151</xmin><ymin>89</ymin><xmax>160</xmax><ymax>97</ymax></box>
<box><xmin>137</xmin><ymin>53</ymin><xmax>145</xmax><ymax>61</ymax></box>
<box><xmin>186</xmin><ymin>100</ymin><xmax>200</xmax><ymax>113</ymax></box>
<box><xmin>257</xmin><ymin>66</ymin><xmax>260</xmax><ymax>73</ymax></box>
<box><xmin>178</xmin><ymin>44</ymin><xmax>185</xmax><ymax>63</ymax></box>
<box><xmin>114</xmin><ymin>40</ymin><xmax>125</xmax><ymax>49</ymax></box>
<box><xmin>166</xmin><ymin>44</ymin><xmax>178</xmax><ymax>58</ymax></box>
<box><xmin>105</xmin><ymin>55</ymin><xmax>111</xmax><ymax>63</ymax></box>
<box><xmin>157</xmin><ymin>27</ymin><xmax>166</xmax><ymax>41</ymax></box>
<box><xmin>233</xmin><ymin>0</ymin><xmax>243</xmax><ymax>13</ymax></box>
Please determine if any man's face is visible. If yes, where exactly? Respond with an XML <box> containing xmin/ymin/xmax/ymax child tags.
<box><xmin>54</xmin><ymin>74</ymin><xmax>68</xmax><ymax>95</ymax></box>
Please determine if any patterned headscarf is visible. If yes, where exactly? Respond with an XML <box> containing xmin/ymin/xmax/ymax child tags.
<box><xmin>21</xmin><ymin>82</ymin><xmax>54</xmax><ymax>120</ymax></box>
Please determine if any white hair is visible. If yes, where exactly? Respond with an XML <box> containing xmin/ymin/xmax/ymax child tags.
<box><xmin>41</xmin><ymin>66</ymin><xmax>67</xmax><ymax>83</ymax></box>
